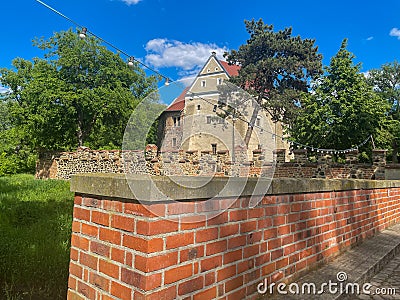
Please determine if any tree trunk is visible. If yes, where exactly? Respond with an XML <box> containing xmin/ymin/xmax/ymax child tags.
<box><xmin>393</xmin><ymin>139</ymin><xmax>398</xmax><ymax>163</ymax></box>
<box><xmin>244</xmin><ymin>104</ymin><xmax>260</xmax><ymax>147</ymax></box>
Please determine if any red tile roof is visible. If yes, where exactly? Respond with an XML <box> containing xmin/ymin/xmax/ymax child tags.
<box><xmin>165</xmin><ymin>87</ymin><xmax>189</xmax><ymax>111</ymax></box>
<box><xmin>220</xmin><ymin>61</ymin><xmax>240</xmax><ymax>77</ymax></box>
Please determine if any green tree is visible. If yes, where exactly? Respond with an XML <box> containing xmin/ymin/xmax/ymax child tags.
<box><xmin>224</xmin><ymin>19</ymin><xmax>323</xmax><ymax>144</ymax></box>
<box><xmin>290</xmin><ymin>39</ymin><xmax>389</xmax><ymax>155</ymax></box>
<box><xmin>367</xmin><ymin>61</ymin><xmax>400</xmax><ymax>162</ymax></box>
<box><xmin>0</xmin><ymin>29</ymin><xmax>158</xmax><ymax>152</ymax></box>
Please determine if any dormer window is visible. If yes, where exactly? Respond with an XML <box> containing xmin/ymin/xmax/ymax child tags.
<box><xmin>201</xmin><ymin>80</ymin><xmax>206</xmax><ymax>87</ymax></box>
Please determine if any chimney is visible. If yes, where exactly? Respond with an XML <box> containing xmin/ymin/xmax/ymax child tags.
<box><xmin>211</xmin><ymin>51</ymin><xmax>217</xmax><ymax>56</ymax></box>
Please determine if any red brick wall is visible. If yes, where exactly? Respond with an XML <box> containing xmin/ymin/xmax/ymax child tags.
<box><xmin>67</xmin><ymin>187</ymin><xmax>400</xmax><ymax>300</ymax></box>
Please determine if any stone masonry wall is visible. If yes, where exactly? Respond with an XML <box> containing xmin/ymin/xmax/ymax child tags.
<box><xmin>67</xmin><ymin>175</ymin><xmax>400</xmax><ymax>300</ymax></box>
<box><xmin>36</xmin><ymin>146</ymin><xmax>387</xmax><ymax>180</ymax></box>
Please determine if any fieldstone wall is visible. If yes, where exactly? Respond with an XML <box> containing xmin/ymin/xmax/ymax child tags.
<box><xmin>36</xmin><ymin>145</ymin><xmax>388</xmax><ymax>180</ymax></box>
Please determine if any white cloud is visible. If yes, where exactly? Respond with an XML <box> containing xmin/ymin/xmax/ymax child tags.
<box><xmin>0</xmin><ymin>85</ymin><xmax>10</xmax><ymax>94</ymax></box>
<box><xmin>119</xmin><ymin>0</ymin><xmax>141</xmax><ymax>5</ymax></box>
<box><xmin>390</xmin><ymin>28</ymin><xmax>400</xmax><ymax>39</ymax></box>
<box><xmin>144</xmin><ymin>38</ymin><xmax>228</xmax><ymax>72</ymax></box>
<box><xmin>366</xmin><ymin>36</ymin><xmax>374</xmax><ymax>41</ymax></box>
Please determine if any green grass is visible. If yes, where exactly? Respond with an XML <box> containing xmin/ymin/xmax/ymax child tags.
<box><xmin>0</xmin><ymin>174</ymin><xmax>74</xmax><ymax>300</ymax></box>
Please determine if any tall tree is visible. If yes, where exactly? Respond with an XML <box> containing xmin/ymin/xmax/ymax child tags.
<box><xmin>290</xmin><ymin>39</ymin><xmax>388</xmax><ymax>153</ymax></box>
<box><xmin>224</xmin><ymin>19</ymin><xmax>323</xmax><ymax>144</ymax></box>
<box><xmin>0</xmin><ymin>29</ymin><xmax>158</xmax><ymax>151</ymax></box>
<box><xmin>367</xmin><ymin>61</ymin><xmax>400</xmax><ymax>162</ymax></box>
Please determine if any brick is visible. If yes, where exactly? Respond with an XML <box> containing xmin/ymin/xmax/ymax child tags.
<box><xmin>207</xmin><ymin>212</ymin><xmax>229</xmax><ymax>226</ymax></box>
<box><xmin>99</xmin><ymin>228</ymin><xmax>121</xmax><ymax>245</ymax></box>
<box><xmin>180</xmin><ymin>246</ymin><xmax>204</xmax><ymax>263</ymax></box>
<box><xmin>219</xmin><ymin>224</ymin><xmax>239</xmax><ymax>238</ymax></box>
<box><xmin>69</xmin><ymin>261</ymin><xmax>83</xmax><ymax>278</ymax></box>
<box><xmin>196</xmin><ymin>200</ymin><xmax>219</xmax><ymax>212</ymax></box>
<box><xmin>111</xmin><ymin>281</ymin><xmax>132</xmax><ymax>300</ymax></box>
<box><xmin>80</xmin><ymin>252</ymin><xmax>98</xmax><ymax>270</ymax></box>
<box><xmin>121</xmin><ymin>268</ymin><xmax>161</xmax><ymax>290</ymax></box>
<box><xmin>72</xmin><ymin>220</ymin><xmax>81</xmax><ymax>233</ymax></box>
<box><xmin>268</xmin><ymin>238</ymin><xmax>282</xmax><ymax>250</ymax></box>
<box><xmin>243</xmin><ymin>244</ymin><xmax>259</xmax><ymax>259</ymax></box>
<box><xmin>77</xmin><ymin>281</ymin><xmax>95</xmax><ymax>299</ymax></box>
<box><xmin>206</xmin><ymin>240</ymin><xmax>227</xmax><ymax>256</ymax></box>
<box><xmin>248</xmin><ymin>207</ymin><xmax>265</xmax><ymax>219</ymax></box>
<box><xmin>74</xmin><ymin>207</ymin><xmax>90</xmax><ymax>222</ymax></box>
<box><xmin>180</xmin><ymin>216</ymin><xmax>206</xmax><ymax>230</ymax></box>
<box><xmin>178</xmin><ymin>277</ymin><xmax>204</xmax><ymax>295</ymax></box>
<box><xmin>225</xmin><ymin>275</ymin><xmax>243</xmax><ymax>293</ymax></box>
<box><xmin>111</xmin><ymin>214</ymin><xmax>134</xmax><ymax>232</ymax></box>
<box><xmin>201</xmin><ymin>255</ymin><xmax>222</xmax><ymax>272</ymax></box>
<box><xmin>165</xmin><ymin>263</ymin><xmax>193</xmax><ymax>284</ymax></box>
<box><xmin>228</xmin><ymin>235</ymin><xmax>246</xmax><ymax>249</ymax></box>
<box><xmin>223</xmin><ymin>249</ymin><xmax>242</xmax><ymax>264</ymax></box>
<box><xmin>167</xmin><ymin>202</ymin><xmax>195</xmax><ymax>215</ymax></box>
<box><xmin>193</xmin><ymin>287</ymin><xmax>217</xmax><ymax>300</ymax></box>
<box><xmin>217</xmin><ymin>265</ymin><xmax>236</xmax><ymax>281</ymax></box>
<box><xmin>136</xmin><ymin>219</ymin><xmax>179</xmax><ymax>235</ymax></box>
<box><xmin>123</xmin><ymin>235</ymin><xmax>163</xmax><ymax>253</ymax></box>
<box><xmin>103</xmin><ymin>200</ymin><xmax>123</xmax><ymax>213</ymax></box>
<box><xmin>81</xmin><ymin>223</ymin><xmax>98</xmax><ymax>237</ymax></box>
<box><xmin>99</xmin><ymin>259</ymin><xmax>119</xmax><ymax>279</ymax></box>
<box><xmin>71</xmin><ymin>234</ymin><xmax>89</xmax><ymax>251</ymax></box>
<box><xmin>90</xmin><ymin>241</ymin><xmax>110</xmax><ymax>258</ymax></box>
<box><xmin>135</xmin><ymin>251</ymin><xmax>178</xmax><ymax>272</ymax></box>
<box><xmin>166</xmin><ymin>232</ymin><xmax>194</xmax><ymax>249</ymax></box>
<box><xmin>74</xmin><ymin>195</ymin><xmax>83</xmax><ymax>205</ymax></box>
<box><xmin>89</xmin><ymin>272</ymin><xmax>109</xmax><ymax>292</ymax></box>
<box><xmin>229</xmin><ymin>210</ymin><xmax>247</xmax><ymax>221</ymax></box>
<box><xmin>111</xmin><ymin>247</ymin><xmax>125</xmax><ymax>264</ymax></box>
<box><xmin>91</xmin><ymin>211</ymin><xmax>110</xmax><ymax>226</ymax></box>
<box><xmin>196</xmin><ymin>227</ymin><xmax>219</xmax><ymax>243</ymax></box>
<box><xmin>82</xmin><ymin>197</ymin><xmax>100</xmax><ymax>208</ymax></box>
<box><xmin>240</xmin><ymin>220</ymin><xmax>257</xmax><ymax>233</ymax></box>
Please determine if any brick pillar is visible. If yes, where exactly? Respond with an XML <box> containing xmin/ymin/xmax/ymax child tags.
<box><xmin>345</xmin><ymin>150</ymin><xmax>359</xmax><ymax>164</ymax></box>
<box><xmin>372</xmin><ymin>149</ymin><xmax>387</xmax><ymax>180</ymax></box>
<box><xmin>292</xmin><ymin>149</ymin><xmax>308</xmax><ymax>164</ymax></box>
<box><xmin>273</xmin><ymin>149</ymin><xmax>286</xmax><ymax>164</ymax></box>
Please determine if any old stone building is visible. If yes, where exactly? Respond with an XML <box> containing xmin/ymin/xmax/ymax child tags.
<box><xmin>158</xmin><ymin>52</ymin><xmax>289</xmax><ymax>162</ymax></box>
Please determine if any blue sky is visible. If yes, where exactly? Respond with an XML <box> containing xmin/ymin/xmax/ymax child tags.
<box><xmin>1</xmin><ymin>0</ymin><xmax>400</xmax><ymax>94</ymax></box>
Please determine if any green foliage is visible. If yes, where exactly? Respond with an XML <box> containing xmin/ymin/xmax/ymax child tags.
<box><xmin>0</xmin><ymin>29</ymin><xmax>158</xmax><ymax>152</ymax></box>
<box><xmin>0</xmin><ymin>174</ymin><xmax>74</xmax><ymax>299</ymax></box>
<box><xmin>290</xmin><ymin>39</ymin><xmax>389</xmax><ymax>155</ymax></box>
<box><xmin>0</xmin><ymin>98</ymin><xmax>36</xmax><ymax>176</ymax></box>
<box><xmin>224</xmin><ymin>19</ymin><xmax>323</xmax><ymax>125</ymax></box>
<box><xmin>367</xmin><ymin>61</ymin><xmax>400</xmax><ymax>162</ymax></box>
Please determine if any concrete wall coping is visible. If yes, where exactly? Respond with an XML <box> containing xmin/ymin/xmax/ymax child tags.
<box><xmin>70</xmin><ymin>173</ymin><xmax>400</xmax><ymax>202</ymax></box>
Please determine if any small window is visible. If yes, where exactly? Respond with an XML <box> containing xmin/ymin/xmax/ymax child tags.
<box><xmin>211</xmin><ymin>144</ymin><xmax>217</xmax><ymax>155</ymax></box>
<box><xmin>256</xmin><ymin>117</ymin><xmax>261</xmax><ymax>127</ymax></box>
<box><xmin>172</xmin><ymin>138</ymin><xmax>177</xmax><ymax>147</ymax></box>
<box><xmin>207</xmin><ymin>69</ymin><xmax>210</xmax><ymax>73</ymax></box>
<box><xmin>213</xmin><ymin>105</ymin><xmax>217</xmax><ymax>112</ymax></box>
<box><xmin>197</xmin><ymin>105</ymin><xmax>201</xmax><ymax>110</ymax></box>
<box><xmin>215</xmin><ymin>67</ymin><xmax>219</xmax><ymax>71</ymax></box>
<box><xmin>258</xmin><ymin>144</ymin><xmax>262</xmax><ymax>150</ymax></box>
<box><xmin>173</xmin><ymin>116</ymin><xmax>181</xmax><ymax>127</ymax></box>
<box><xmin>207</xmin><ymin>116</ymin><xmax>212</xmax><ymax>124</ymax></box>
<box><xmin>201</xmin><ymin>80</ymin><xmax>206</xmax><ymax>87</ymax></box>
<box><xmin>217</xmin><ymin>78</ymin><xmax>223</xmax><ymax>85</ymax></box>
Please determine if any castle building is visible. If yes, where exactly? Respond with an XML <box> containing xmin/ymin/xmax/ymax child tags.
<box><xmin>158</xmin><ymin>52</ymin><xmax>288</xmax><ymax>162</ymax></box>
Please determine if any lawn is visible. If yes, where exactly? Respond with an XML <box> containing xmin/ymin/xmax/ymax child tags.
<box><xmin>0</xmin><ymin>174</ymin><xmax>74</xmax><ymax>300</ymax></box>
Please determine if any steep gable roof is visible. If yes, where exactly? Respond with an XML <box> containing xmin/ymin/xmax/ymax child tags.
<box><xmin>220</xmin><ymin>61</ymin><xmax>240</xmax><ymax>77</ymax></box>
<box><xmin>165</xmin><ymin>87</ymin><xmax>189</xmax><ymax>112</ymax></box>
<box><xmin>164</xmin><ymin>55</ymin><xmax>241</xmax><ymax>112</ymax></box>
